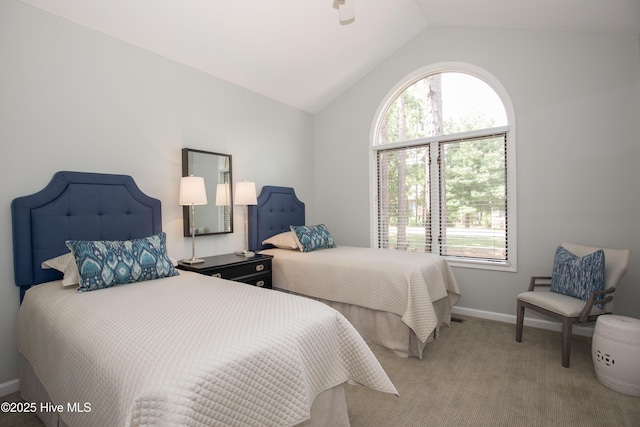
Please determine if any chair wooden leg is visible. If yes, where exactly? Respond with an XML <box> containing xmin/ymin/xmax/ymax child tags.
<box><xmin>561</xmin><ymin>318</ymin><xmax>573</xmax><ymax>368</ymax></box>
<box><xmin>516</xmin><ymin>300</ymin><xmax>524</xmax><ymax>342</ymax></box>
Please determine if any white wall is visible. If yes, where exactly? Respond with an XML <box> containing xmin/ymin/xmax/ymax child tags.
<box><xmin>315</xmin><ymin>27</ymin><xmax>640</xmax><ymax>320</ymax></box>
<box><xmin>0</xmin><ymin>0</ymin><xmax>315</xmax><ymax>387</ymax></box>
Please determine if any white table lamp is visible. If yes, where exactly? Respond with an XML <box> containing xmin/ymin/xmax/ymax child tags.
<box><xmin>179</xmin><ymin>176</ymin><xmax>207</xmax><ymax>264</ymax></box>
<box><xmin>234</xmin><ymin>181</ymin><xmax>257</xmax><ymax>257</ymax></box>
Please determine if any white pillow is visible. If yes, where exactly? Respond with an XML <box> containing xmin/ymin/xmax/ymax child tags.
<box><xmin>41</xmin><ymin>252</ymin><xmax>80</xmax><ymax>286</ymax></box>
<box><xmin>262</xmin><ymin>231</ymin><xmax>301</xmax><ymax>250</ymax></box>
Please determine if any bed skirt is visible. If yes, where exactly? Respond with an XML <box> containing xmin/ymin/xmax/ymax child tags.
<box><xmin>276</xmin><ymin>290</ymin><xmax>452</xmax><ymax>359</ymax></box>
<box><xmin>19</xmin><ymin>354</ymin><xmax>350</xmax><ymax>427</ymax></box>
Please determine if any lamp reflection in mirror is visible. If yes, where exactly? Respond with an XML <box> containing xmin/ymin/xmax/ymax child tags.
<box><xmin>234</xmin><ymin>181</ymin><xmax>257</xmax><ymax>257</ymax></box>
<box><xmin>215</xmin><ymin>183</ymin><xmax>230</xmax><ymax>206</ymax></box>
<box><xmin>179</xmin><ymin>176</ymin><xmax>207</xmax><ymax>264</ymax></box>
<box><xmin>215</xmin><ymin>183</ymin><xmax>231</xmax><ymax>232</ymax></box>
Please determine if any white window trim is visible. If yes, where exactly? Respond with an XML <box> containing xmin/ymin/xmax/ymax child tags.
<box><xmin>369</xmin><ymin>62</ymin><xmax>518</xmax><ymax>272</ymax></box>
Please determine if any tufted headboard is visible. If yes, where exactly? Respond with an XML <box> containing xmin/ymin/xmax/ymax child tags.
<box><xmin>11</xmin><ymin>171</ymin><xmax>162</xmax><ymax>301</ymax></box>
<box><xmin>248</xmin><ymin>186</ymin><xmax>305</xmax><ymax>252</ymax></box>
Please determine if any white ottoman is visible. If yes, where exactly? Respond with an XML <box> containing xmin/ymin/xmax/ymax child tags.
<box><xmin>592</xmin><ymin>315</ymin><xmax>640</xmax><ymax>397</ymax></box>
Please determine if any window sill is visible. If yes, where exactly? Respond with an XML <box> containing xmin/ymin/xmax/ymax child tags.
<box><xmin>445</xmin><ymin>257</ymin><xmax>516</xmax><ymax>272</ymax></box>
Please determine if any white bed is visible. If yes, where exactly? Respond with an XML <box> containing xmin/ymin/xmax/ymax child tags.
<box><xmin>248</xmin><ymin>186</ymin><xmax>461</xmax><ymax>359</ymax></box>
<box><xmin>18</xmin><ymin>272</ymin><xmax>397</xmax><ymax>426</ymax></box>
<box><xmin>12</xmin><ymin>172</ymin><xmax>397</xmax><ymax>427</ymax></box>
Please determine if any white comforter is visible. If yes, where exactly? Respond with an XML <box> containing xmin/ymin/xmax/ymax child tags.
<box><xmin>17</xmin><ymin>271</ymin><xmax>397</xmax><ymax>427</ymax></box>
<box><xmin>261</xmin><ymin>246</ymin><xmax>461</xmax><ymax>343</ymax></box>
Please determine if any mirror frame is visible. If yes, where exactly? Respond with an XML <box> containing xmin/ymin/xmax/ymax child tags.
<box><xmin>182</xmin><ymin>148</ymin><xmax>233</xmax><ymax>237</ymax></box>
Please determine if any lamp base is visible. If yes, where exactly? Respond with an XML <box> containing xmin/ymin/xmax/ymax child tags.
<box><xmin>235</xmin><ymin>250</ymin><xmax>255</xmax><ymax>258</ymax></box>
<box><xmin>180</xmin><ymin>257</ymin><xmax>205</xmax><ymax>264</ymax></box>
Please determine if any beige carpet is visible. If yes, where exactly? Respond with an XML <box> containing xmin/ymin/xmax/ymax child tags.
<box><xmin>2</xmin><ymin>316</ymin><xmax>638</xmax><ymax>426</ymax></box>
<box><xmin>345</xmin><ymin>316</ymin><xmax>640</xmax><ymax>427</ymax></box>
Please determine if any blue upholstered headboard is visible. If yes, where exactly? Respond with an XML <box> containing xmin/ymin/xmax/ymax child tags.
<box><xmin>11</xmin><ymin>171</ymin><xmax>162</xmax><ymax>301</ymax></box>
<box><xmin>248</xmin><ymin>186</ymin><xmax>305</xmax><ymax>252</ymax></box>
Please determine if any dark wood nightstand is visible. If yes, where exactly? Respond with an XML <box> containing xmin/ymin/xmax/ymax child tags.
<box><xmin>177</xmin><ymin>253</ymin><xmax>273</xmax><ymax>289</ymax></box>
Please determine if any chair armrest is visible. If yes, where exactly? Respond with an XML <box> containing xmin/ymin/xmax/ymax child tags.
<box><xmin>528</xmin><ymin>276</ymin><xmax>552</xmax><ymax>291</ymax></box>
<box><xmin>579</xmin><ymin>287</ymin><xmax>615</xmax><ymax>322</ymax></box>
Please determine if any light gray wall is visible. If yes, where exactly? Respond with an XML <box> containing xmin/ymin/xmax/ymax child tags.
<box><xmin>0</xmin><ymin>1</ymin><xmax>315</xmax><ymax>386</ymax></box>
<box><xmin>315</xmin><ymin>27</ymin><xmax>640</xmax><ymax>320</ymax></box>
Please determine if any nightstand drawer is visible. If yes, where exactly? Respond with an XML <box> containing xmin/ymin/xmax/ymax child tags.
<box><xmin>211</xmin><ymin>259</ymin><xmax>271</xmax><ymax>280</ymax></box>
<box><xmin>235</xmin><ymin>272</ymin><xmax>272</xmax><ymax>288</ymax></box>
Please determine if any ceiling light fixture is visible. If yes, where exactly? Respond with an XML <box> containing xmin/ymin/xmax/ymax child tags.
<box><xmin>333</xmin><ymin>0</ymin><xmax>355</xmax><ymax>25</ymax></box>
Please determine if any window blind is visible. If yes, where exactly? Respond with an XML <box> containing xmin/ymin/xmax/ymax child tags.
<box><xmin>438</xmin><ymin>133</ymin><xmax>508</xmax><ymax>261</ymax></box>
<box><xmin>376</xmin><ymin>132</ymin><xmax>508</xmax><ymax>263</ymax></box>
<box><xmin>377</xmin><ymin>146</ymin><xmax>431</xmax><ymax>252</ymax></box>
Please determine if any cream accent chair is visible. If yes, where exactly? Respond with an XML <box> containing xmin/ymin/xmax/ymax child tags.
<box><xmin>516</xmin><ymin>243</ymin><xmax>631</xmax><ymax>368</ymax></box>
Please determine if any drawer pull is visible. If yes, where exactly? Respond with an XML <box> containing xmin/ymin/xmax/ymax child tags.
<box><xmin>255</xmin><ymin>264</ymin><xmax>265</xmax><ymax>272</ymax></box>
<box><xmin>211</xmin><ymin>273</ymin><xmax>222</xmax><ymax>278</ymax></box>
<box><xmin>256</xmin><ymin>280</ymin><xmax>265</xmax><ymax>287</ymax></box>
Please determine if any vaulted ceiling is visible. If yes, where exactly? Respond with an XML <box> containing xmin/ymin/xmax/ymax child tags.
<box><xmin>18</xmin><ymin>0</ymin><xmax>640</xmax><ymax>113</ymax></box>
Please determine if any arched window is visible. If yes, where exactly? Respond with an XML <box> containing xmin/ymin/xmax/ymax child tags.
<box><xmin>372</xmin><ymin>65</ymin><xmax>516</xmax><ymax>270</ymax></box>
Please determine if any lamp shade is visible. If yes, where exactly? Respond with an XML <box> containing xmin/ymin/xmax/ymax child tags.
<box><xmin>234</xmin><ymin>181</ymin><xmax>257</xmax><ymax>206</ymax></box>
<box><xmin>215</xmin><ymin>183</ymin><xmax>230</xmax><ymax>206</ymax></box>
<box><xmin>179</xmin><ymin>176</ymin><xmax>208</xmax><ymax>206</ymax></box>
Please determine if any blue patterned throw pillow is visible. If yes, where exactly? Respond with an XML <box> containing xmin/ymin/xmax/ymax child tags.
<box><xmin>66</xmin><ymin>232</ymin><xmax>179</xmax><ymax>292</ymax></box>
<box><xmin>290</xmin><ymin>224</ymin><xmax>336</xmax><ymax>252</ymax></box>
<box><xmin>550</xmin><ymin>246</ymin><xmax>605</xmax><ymax>301</ymax></box>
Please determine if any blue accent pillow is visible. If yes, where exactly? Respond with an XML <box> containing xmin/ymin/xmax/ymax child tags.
<box><xmin>66</xmin><ymin>232</ymin><xmax>179</xmax><ymax>293</ymax></box>
<box><xmin>550</xmin><ymin>246</ymin><xmax>605</xmax><ymax>301</ymax></box>
<box><xmin>290</xmin><ymin>224</ymin><xmax>336</xmax><ymax>252</ymax></box>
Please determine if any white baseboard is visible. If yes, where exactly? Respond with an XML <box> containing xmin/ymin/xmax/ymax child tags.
<box><xmin>451</xmin><ymin>306</ymin><xmax>594</xmax><ymax>337</ymax></box>
<box><xmin>0</xmin><ymin>378</ymin><xmax>19</xmax><ymax>398</ymax></box>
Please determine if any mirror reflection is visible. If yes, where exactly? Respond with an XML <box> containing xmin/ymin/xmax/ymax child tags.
<box><xmin>182</xmin><ymin>148</ymin><xmax>233</xmax><ymax>236</ymax></box>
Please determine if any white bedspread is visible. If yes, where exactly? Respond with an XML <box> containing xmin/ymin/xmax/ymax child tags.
<box><xmin>261</xmin><ymin>247</ymin><xmax>461</xmax><ymax>343</ymax></box>
<box><xmin>17</xmin><ymin>271</ymin><xmax>397</xmax><ymax>427</ymax></box>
